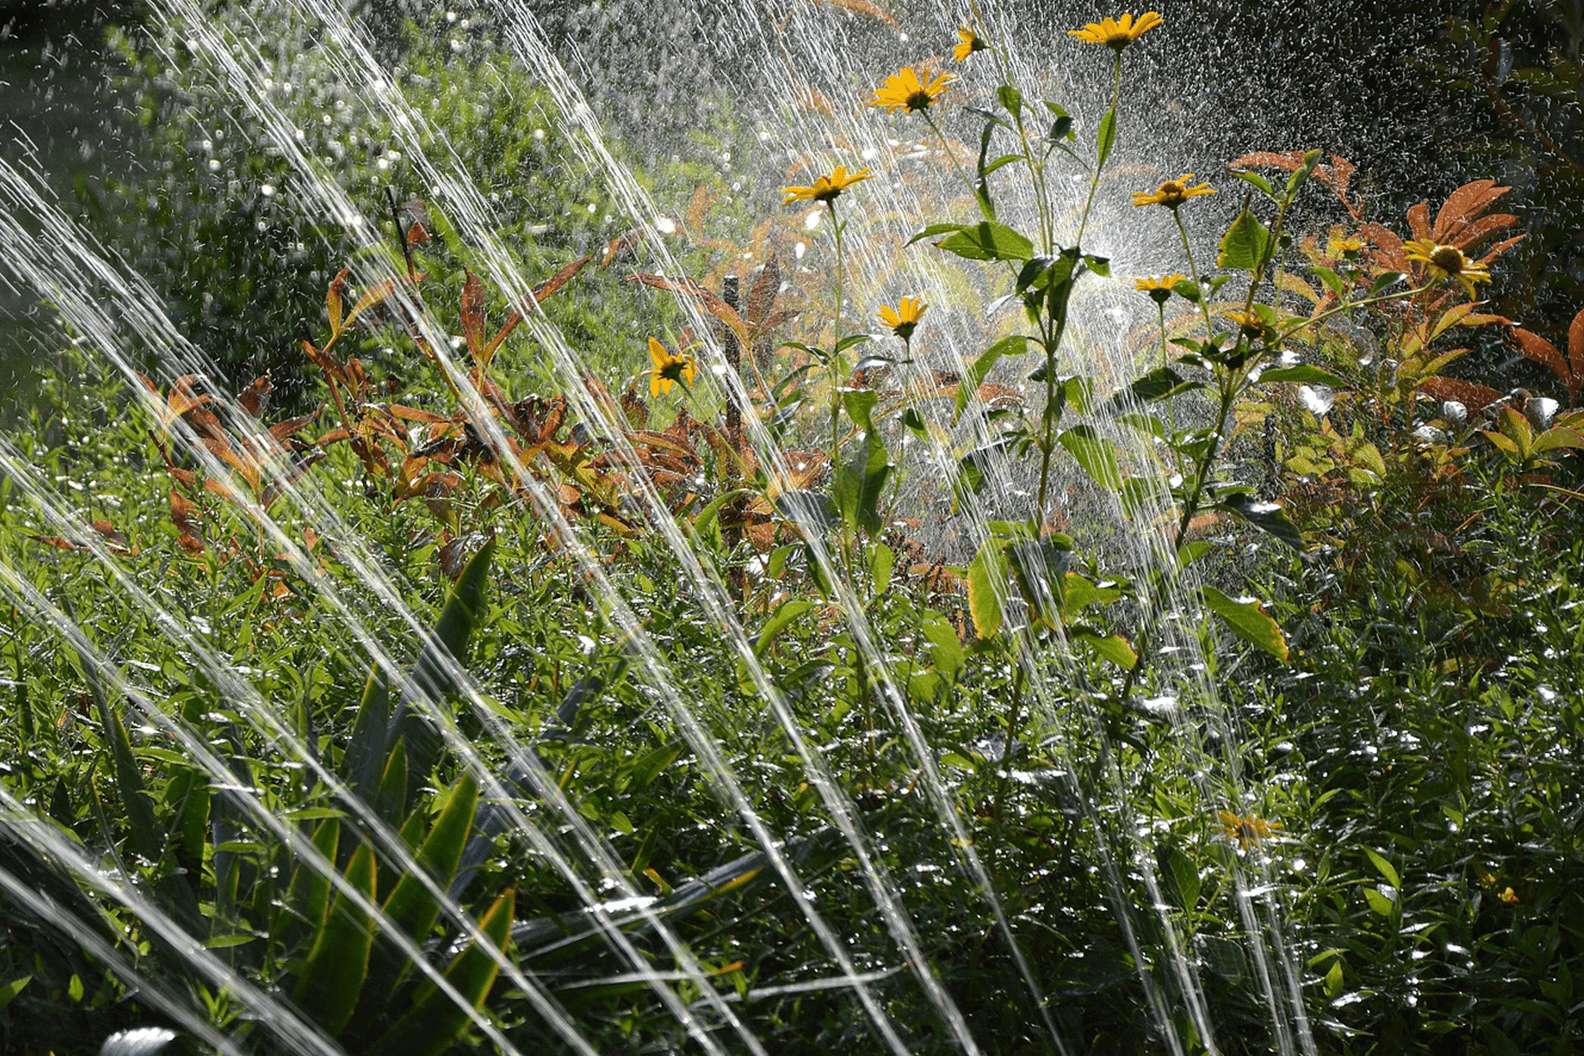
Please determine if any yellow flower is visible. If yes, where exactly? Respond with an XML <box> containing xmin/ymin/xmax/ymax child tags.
<box><xmin>870</xmin><ymin>65</ymin><xmax>954</xmax><ymax>114</ymax></box>
<box><xmin>783</xmin><ymin>165</ymin><xmax>872</xmax><ymax>205</ymax></box>
<box><xmin>1134</xmin><ymin>273</ymin><xmax>1186</xmax><ymax>304</ymax></box>
<box><xmin>1226</xmin><ymin>309</ymin><xmax>1274</xmax><ymax>341</ymax></box>
<box><xmin>1218</xmin><ymin>810</ymin><xmax>1280</xmax><ymax>850</ymax></box>
<box><xmin>1132</xmin><ymin>173</ymin><xmax>1216</xmax><ymax>209</ymax></box>
<box><xmin>648</xmin><ymin>337</ymin><xmax>696</xmax><ymax>397</ymax></box>
<box><xmin>1403</xmin><ymin>238</ymin><xmax>1492</xmax><ymax>298</ymax></box>
<box><xmin>953</xmin><ymin>25</ymin><xmax>988</xmax><ymax>62</ymax></box>
<box><xmin>879</xmin><ymin>296</ymin><xmax>928</xmax><ymax>339</ymax></box>
<box><xmin>1068</xmin><ymin>11</ymin><xmax>1164</xmax><ymax>49</ymax></box>
<box><xmin>1326</xmin><ymin>234</ymin><xmax>1365</xmax><ymax>259</ymax></box>
<box><xmin>1499</xmin><ymin>886</ymin><xmax>1519</xmax><ymax>905</ymax></box>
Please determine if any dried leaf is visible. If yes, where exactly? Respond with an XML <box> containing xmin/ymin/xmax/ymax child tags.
<box><xmin>747</xmin><ymin>254</ymin><xmax>780</xmax><ymax>329</ymax></box>
<box><xmin>327</xmin><ymin>268</ymin><xmax>349</xmax><ymax>335</ymax></box>
<box><xmin>461</xmin><ymin>272</ymin><xmax>487</xmax><ymax>361</ymax></box>
<box><xmin>238</xmin><ymin>374</ymin><xmax>273</xmax><ymax>417</ymax></box>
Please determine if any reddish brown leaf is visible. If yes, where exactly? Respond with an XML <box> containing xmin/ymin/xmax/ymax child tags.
<box><xmin>238</xmin><ymin>374</ymin><xmax>273</xmax><ymax>417</ymax></box>
<box><xmin>1570</xmin><ymin>308</ymin><xmax>1584</xmax><ymax>383</ymax></box>
<box><xmin>747</xmin><ymin>254</ymin><xmax>781</xmax><ymax>329</ymax></box>
<box><xmin>461</xmin><ymin>271</ymin><xmax>487</xmax><ymax>360</ymax></box>
<box><xmin>327</xmin><ymin>267</ymin><xmax>349</xmax><ymax>335</ymax></box>
<box><xmin>1513</xmin><ymin>327</ymin><xmax>1567</xmax><ymax>388</ymax></box>
<box><xmin>1420</xmin><ymin>376</ymin><xmax>1503</xmax><ymax>411</ymax></box>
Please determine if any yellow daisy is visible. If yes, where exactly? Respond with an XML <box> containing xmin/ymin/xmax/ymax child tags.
<box><xmin>878</xmin><ymin>296</ymin><xmax>928</xmax><ymax>339</ymax></box>
<box><xmin>1132</xmin><ymin>173</ymin><xmax>1216</xmax><ymax>210</ymax></box>
<box><xmin>1134</xmin><ymin>273</ymin><xmax>1186</xmax><ymax>304</ymax></box>
<box><xmin>870</xmin><ymin>65</ymin><xmax>954</xmax><ymax>114</ymax></box>
<box><xmin>783</xmin><ymin>164</ymin><xmax>872</xmax><ymax>205</ymax></box>
<box><xmin>1403</xmin><ymin>239</ymin><xmax>1492</xmax><ymax>298</ymax></box>
<box><xmin>648</xmin><ymin>337</ymin><xmax>696</xmax><ymax>397</ymax></box>
<box><xmin>1068</xmin><ymin>11</ymin><xmax>1164</xmax><ymax>49</ymax></box>
<box><xmin>1326</xmin><ymin>234</ymin><xmax>1365</xmax><ymax>259</ymax></box>
<box><xmin>953</xmin><ymin>25</ymin><xmax>988</xmax><ymax>63</ymax></box>
<box><xmin>1218</xmin><ymin>810</ymin><xmax>1280</xmax><ymax>851</ymax></box>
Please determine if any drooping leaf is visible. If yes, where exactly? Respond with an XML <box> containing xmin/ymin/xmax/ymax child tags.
<box><xmin>1201</xmin><ymin>585</ymin><xmax>1289</xmax><ymax>662</ymax></box>
<box><xmin>1057</xmin><ymin>425</ymin><xmax>1123</xmax><ymax>491</ymax></box>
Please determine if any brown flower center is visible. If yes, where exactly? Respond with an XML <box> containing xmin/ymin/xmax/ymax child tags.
<box><xmin>1430</xmin><ymin>244</ymin><xmax>1466</xmax><ymax>274</ymax></box>
<box><xmin>906</xmin><ymin>90</ymin><xmax>933</xmax><ymax>111</ymax></box>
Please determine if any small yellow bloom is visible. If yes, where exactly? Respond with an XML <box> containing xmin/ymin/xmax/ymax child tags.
<box><xmin>953</xmin><ymin>25</ymin><xmax>988</xmax><ymax>62</ymax></box>
<box><xmin>1218</xmin><ymin>810</ymin><xmax>1280</xmax><ymax>851</ymax></box>
<box><xmin>879</xmin><ymin>296</ymin><xmax>928</xmax><ymax>339</ymax></box>
<box><xmin>1134</xmin><ymin>273</ymin><xmax>1186</xmax><ymax>304</ymax></box>
<box><xmin>783</xmin><ymin>165</ymin><xmax>872</xmax><ymax>205</ymax></box>
<box><xmin>1226</xmin><ymin>309</ymin><xmax>1274</xmax><ymax>340</ymax></box>
<box><xmin>870</xmin><ymin>65</ymin><xmax>954</xmax><ymax>114</ymax></box>
<box><xmin>1499</xmin><ymin>886</ymin><xmax>1519</xmax><ymax>905</ymax></box>
<box><xmin>1068</xmin><ymin>11</ymin><xmax>1164</xmax><ymax>49</ymax></box>
<box><xmin>1133</xmin><ymin>173</ymin><xmax>1216</xmax><ymax>209</ymax></box>
<box><xmin>648</xmin><ymin>337</ymin><xmax>696</xmax><ymax>398</ymax></box>
<box><xmin>1403</xmin><ymin>238</ymin><xmax>1492</xmax><ymax>298</ymax></box>
<box><xmin>1326</xmin><ymin>235</ymin><xmax>1365</xmax><ymax>259</ymax></box>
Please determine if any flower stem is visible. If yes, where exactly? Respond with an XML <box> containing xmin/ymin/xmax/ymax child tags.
<box><xmin>828</xmin><ymin>198</ymin><xmax>846</xmax><ymax>472</ymax></box>
<box><xmin>1073</xmin><ymin>52</ymin><xmax>1122</xmax><ymax>249</ymax></box>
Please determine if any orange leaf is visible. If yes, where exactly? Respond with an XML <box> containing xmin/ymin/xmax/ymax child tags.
<box><xmin>327</xmin><ymin>267</ymin><xmax>349</xmax><ymax>335</ymax></box>
<box><xmin>461</xmin><ymin>272</ymin><xmax>487</xmax><ymax>361</ymax></box>
<box><xmin>1570</xmin><ymin>307</ymin><xmax>1584</xmax><ymax>384</ymax></box>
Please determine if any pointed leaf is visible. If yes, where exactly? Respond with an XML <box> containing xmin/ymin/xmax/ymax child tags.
<box><xmin>1201</xmin><ymin>585</ymin><xmax>1289</xmax><ymax>662</ymax></box>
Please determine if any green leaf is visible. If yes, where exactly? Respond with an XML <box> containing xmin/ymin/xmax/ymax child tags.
<box><xmin>0</xmin><ymin>976</ymin><xmax>30</xmax><ymax>1011</ymax></box>
<box><xmin>920</xmin><ymin>612</ymin><xmax>964</xmax><ymax>681</ymax></box>
<box><xmin>906</xmin><ymin>223</ymin><xmax>967</xmax><ymax>247</ymax></box>
<box><xmin>372</xmin><ymin>888</ymin><xmax>515</xmax><ymax>1056</ymax></box>
<box><xmin>79</xmin><ymin>659</ymin><xmax>160</xmax><ymax>864</ymax></box>
<box><xmin>934</xmin><ymin>221</ymin><xmax>1034</xmax><ymax>262</ymax></box>
<box><xmin>1112</xmin><ymin>366</ymin><xmax>1201</xmax><ymax>409</ymax></box>
<box><xmin>956</xmin><ymin>335</ymin><xmax>1034</xmax><ymax>418</ymax></box>
<box><xmin>1096</xmin><ymin>108</ymin><xmax>1117</xmax><ymax>168</ymax></box>
<box><xmin>1258</xmin><ymin>364</ymin><xmax>1347</xmax><ymax>387</ymax></box>
<box><xmin>833</xmin><ymin>425</ymin><xmax>890</xmax><ymax>535</ymax></box>
<box><xmin>1057</xmin><ymin>425</ymin><xmax>1123</xmax><ymax>491</ymax></box>
<box><xmin>294</xmin><ymin>842</ymin><xmax>378</xmax><ymax>1035</ymax></box>
<box><xmin>1217</xmin><ymin>208</ymin><xmax>1272</xmax><ymax>274</ymax></box>
<box><xmin>755</xmin><ymin>599</ymin><xmax>815</xmax><ymax>657</ymax></box>
<box><xmin>1220</xmin><ymin>495</ymin><xmax>1303</xmax><ymax>551</ymax></box>
<box><xmin>1232</xmin><ymin>170</ymin><xmax>1276</xmax><ymax>197</ymax></box>
<box><xmin>1363</xmin><ymin>886</ymin><xmax>1395</xmax><ymax>918</ymax></box>
<box><xmin>276</xmin><ymin>817</ymin><xmax>341</xmax><ymax>945</ymax></box>
<box><xmin>1076</xmin><ymin>631</ymin><xmax>1137</xmax><ymax>670</ymax></box>
<box><xmin>1363</xmin><ymin>847</ymin><xmax>1401</xmax><ymax>889</ymax></box>
<box><xmin>966</xmin><ymin>543</ymin><xmax>1005</xmax><ymax>640</ymax></box>
<box><xmin>1201</xmin><ymin>585</ymin><xmax>1289</xmax><ymax>662</ymax></box>
<box><xmin>869</xmin><ymin>541</ymin><xmax>895</xmax><ymax>595</ymax></box>
<box><xmin>383</xmin><ymin>774</ymin><xmax>480</xmax><ymax>947</ymax></box>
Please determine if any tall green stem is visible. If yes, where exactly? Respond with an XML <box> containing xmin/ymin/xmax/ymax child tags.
<box><xmin>827</xmin><ymin>198</ymin><xmax>846</xmax><ymax>471</ymax></box>
<box><xmin>1074</xmin><ymin>52</ymin><xmax>1122</xmax><ymax>249</ymax></box>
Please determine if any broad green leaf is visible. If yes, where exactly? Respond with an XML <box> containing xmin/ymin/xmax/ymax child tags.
<box><xmin>1201</xmin><ymin>585</ymin><xmax>1289</xmax><ymax>662</ymax></box>
<box><xmin>294</xmin><ymin>842</ymin><xmax>378</xmax><ymax>1035</ymax></box>
<box><xmin>934</xmin><ymin>221</ymin><xmax>1034</xmax><ymax>262</ymax></box>
<box><xmin>1217</xmin><ymin>208</ymin><xmax>1272</xmax><ymax>274</ymax></box>
<box><xmin>1076</xmin><ymin>631</ymin><xmax>1137</xmax><ymax>670</ymax></box>
<box><xmin>967</xmin><ymin>543</ymin><xmax>1005</xmax><ymax>640</ymax></box>
<box><xmin>920</xmin><ymin>612</ymin><xmax>964</xmax><ymax>681</ymax></box>
<box><xmin>755</xmin><ymin>599</ymin><xmax>815</xmax><ymax>656</ymax></box>
<box><xmin>1363</xmin><ymin>886</ymin><xmax>1395</xmax><ymax>918</ymax></box>
<box><xmin>1057</xmin><ymin>425</ymin><xmax>1123</xmax><ymax>491</ymax></box>
<box><xmin>82</xmin><ymin>662</ymin><xmax>160</xmax><ymax>864</ymax></box>
<box><xmin>1220</xmin><ymin>495</ymin><xmax>1303</xmax><ymax>551</ymax></box>
<box><xmin>1363</xmin><ymin>847</ymin><xmax>1401</xmax><ymax>890</ymax></box>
